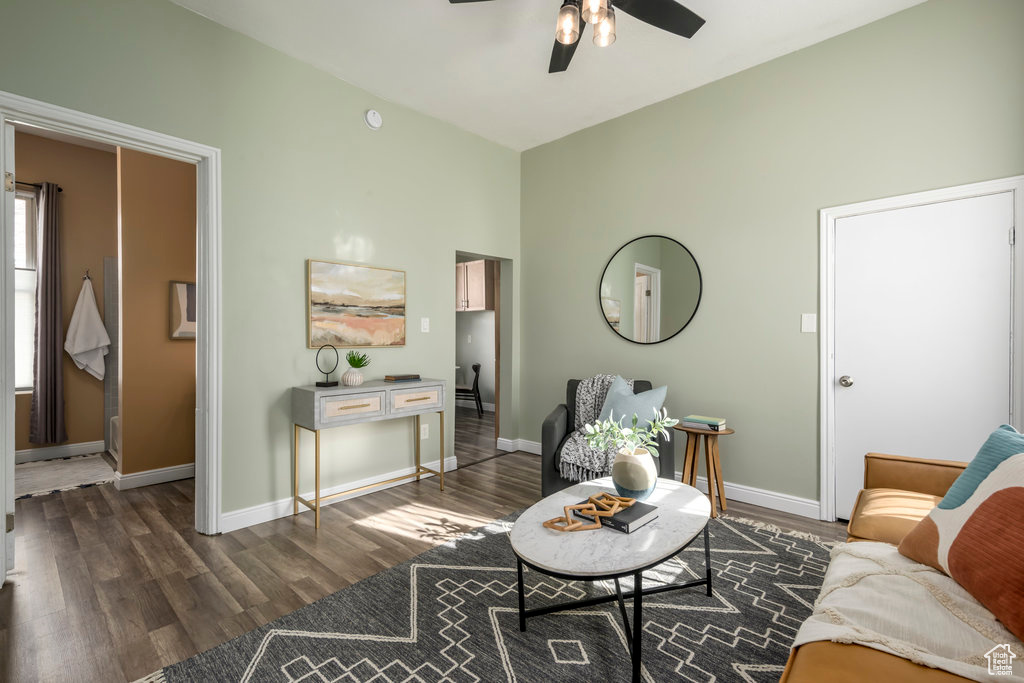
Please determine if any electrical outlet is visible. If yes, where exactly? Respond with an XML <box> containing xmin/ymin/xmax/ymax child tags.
<box><xmin>420</xmin><ymin>424</ymin><xmax>429</xmax><ymax>439</ymax></box>
<box><xmin>467</xmin><ymin>334</ymin><xmax>472</xmax><ymax>344</ymax></box>
<box><xmin>421</xmin><ymin>317</ymin><xmax>430</xmax><ymax>333</ymax></box>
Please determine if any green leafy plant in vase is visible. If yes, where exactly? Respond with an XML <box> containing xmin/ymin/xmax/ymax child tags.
<box><xmin>584</xmin><ymin>408</ymin><xmax>679</xmax><ymax>500</ymax></box>
<box><xmin>342</xmin><ymin>350</ymin><xmax>370</xmax><ymax>387</ymax></box>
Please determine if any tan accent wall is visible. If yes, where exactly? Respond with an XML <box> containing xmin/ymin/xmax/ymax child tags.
<box><xmin>14</xmin><ymin>132</ymin><xmax>117</xmax><ymax>451</ymax></box>
<box><xmin>117</xmin><ymin>148</ymin><xmax>196</xmax><ymax>474</ymax></box>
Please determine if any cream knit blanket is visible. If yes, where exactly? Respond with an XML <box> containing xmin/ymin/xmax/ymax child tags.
<box><xmin>794</xmin><ymin>542</ymin><xmax>1024</xmax><ymax>682</ymax></box>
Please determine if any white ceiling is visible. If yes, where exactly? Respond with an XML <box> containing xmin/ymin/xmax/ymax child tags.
<box><xmin>171</xmin><ymin>0</ymin><xmax>925</xmax><ymax>151</ymax></box>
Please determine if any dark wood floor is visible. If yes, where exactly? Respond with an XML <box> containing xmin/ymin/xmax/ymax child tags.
<box><xmin>0</xmin><ymin>450</ymin><xmax>845</xmax><ymax>682</ymax></box>
<box><xmin>454</xmin><ymin>405</ymin><xmax>503</xmax><ymax>468</ymax></box>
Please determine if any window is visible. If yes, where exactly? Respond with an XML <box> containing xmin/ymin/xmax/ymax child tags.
<box><xmin>14</xmin><ymin>189</ymin><xmax>38</xmax><ymax>392</ymax></box>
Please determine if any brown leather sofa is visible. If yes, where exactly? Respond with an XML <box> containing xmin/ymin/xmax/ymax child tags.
<box><xmin>779</xmin><ymin>453</ymin><xmax>969</xmax><ymax>683</ymax></box>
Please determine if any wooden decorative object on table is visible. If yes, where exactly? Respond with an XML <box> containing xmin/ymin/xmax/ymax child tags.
<box><xmin>542</xmin><ymin>494</ymin><xmax>637</xmax><ymax>532</ymax></box>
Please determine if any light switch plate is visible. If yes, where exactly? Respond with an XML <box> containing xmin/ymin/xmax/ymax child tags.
<box><xmin>467</xmin><ymin>334</ymin><xmax>472</xmax><ymax>344</ymax></box>
<box><xmin>801</xmin><ymin>313</ymin><xmax>817</xmax><ymax>333</ymax></box>
<box><xmin>421</xmin><ymin>317</ymin><xmax>430</xmax><ymax>333</ymax></box>
<box><xmin>420</xmin><ymin>424</ymin><xmax>429</xmax><ymax>439</ymax></box>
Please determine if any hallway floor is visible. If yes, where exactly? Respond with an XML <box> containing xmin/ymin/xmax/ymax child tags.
<box><xmin>453</xmin><ymin>406</ymin><xmax>503</xmax><ymax>468</ymax></box>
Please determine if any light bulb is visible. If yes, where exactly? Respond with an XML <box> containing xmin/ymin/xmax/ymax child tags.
<box><xmin>555</xmin><ymin>1</ymin><xmax>580</xmax><ymax>45</ymax></box>
<box><xmin>593</xmin><ymin>6</ymin><xmax>616</xmax><ymax>47</ymax></box>
<box><xmin>581</xmin><ymin>0</ymin><xmax>608</xmax><ymax>24</ymax></box>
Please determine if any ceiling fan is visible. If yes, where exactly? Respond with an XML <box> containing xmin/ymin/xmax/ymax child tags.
<box><xmin>449</xmin><ymin>0</ymin><xmax>705</xmax><ymax>73</ymax></box>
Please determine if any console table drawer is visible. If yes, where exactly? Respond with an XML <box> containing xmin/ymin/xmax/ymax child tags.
<box><xmin>392</xmin><ymin>388</ymin><xmax>442</xmax><ymax>413</ymax></box>
<box><xmin>321</xmin><ymin>391</ymin><xmax>385</xmax><ymax>423</ymax></box>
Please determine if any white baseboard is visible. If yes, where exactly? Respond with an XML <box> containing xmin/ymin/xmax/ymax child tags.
<box><xmin>16</xmin><ymin>440</ymin><xmax>106</xmax><ymax>464</ymax></box>
<box><xmin>115</xmin><ymin>462</ymin><xmax>195</xmax><ymax>490</ymax></box>
<box><xmin>455</xmin><ymin>399</ymin><xmax>495</xmax><ymax>412</ymax></box>
<box><xmin>219</xmin><ymin>455</ymin><xmax>458</xmax><ymax>534</ymax></box>
<box><xmin>675</xmin><ymin>470</ymin><xmax>820</xmax><ymax>519</ymax></box>
<box><xmin>496</xmin><ymin>438</ymin><xmax>541</xmax><ymax>455</ymax></box>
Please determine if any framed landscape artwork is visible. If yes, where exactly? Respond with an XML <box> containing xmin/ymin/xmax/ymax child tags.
<box><xmin>169</xmin><ymin>281</ymin><xmax>197</xmax><ymax>340</ymax></box>
<box><xmin>307</xmin><ymin>259</ymin><xmax>406</xmax><ymax>348</ymax></box>
<box><xmin>601</xmin><ymin>297</ymin><xmax>621</xmax><ymax>332</ymax></box>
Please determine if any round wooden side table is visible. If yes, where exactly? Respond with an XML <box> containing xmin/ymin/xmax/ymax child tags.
<box><xmin>673</xmin><ymin>425</ymin><xmax>735</xmax><ymax>517</ymax></box>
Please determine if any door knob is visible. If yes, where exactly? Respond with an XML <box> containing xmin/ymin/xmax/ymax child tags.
<box><xmin>839</xmin><ymin>375</ymin><xmax>854</xmax><ymax>388</ymax></box>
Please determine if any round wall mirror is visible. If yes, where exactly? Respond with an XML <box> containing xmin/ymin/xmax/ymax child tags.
<box><xmin>599</xmin><ymin>235</ymin><xmax>702</xmax><ymax>344</ymax></box>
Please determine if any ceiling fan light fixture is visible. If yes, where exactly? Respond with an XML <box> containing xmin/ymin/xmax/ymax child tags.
<box><xmin>555</xmin><ymin>1</ymin><xmax>581</xmax><ymax>45</ymax></box>
<box><xmin>580</xmin><ymin>0</ymin><xmax>608</xmax><ymax>25</ymax></box>
<box><xmin>593</xmin><ymin>6</ymin><xmax>616</xmax><ymax>47</ymax></box>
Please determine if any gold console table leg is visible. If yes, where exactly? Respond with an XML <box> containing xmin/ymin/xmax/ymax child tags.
<box><xmin>293</xmin><ymin>424</ymin><xmax>300</xmax><ymax>516</ymax></box>
<box><xmin>439</xmin><ymin>409</ymin><xmax>445</xmax><ymax>491</ymax></box>
<box><xmin>415</xmin><ymin>414</ymin><xmax>422</xmax><ymax>482</ymax></box>
<box><xmin>314</xmin><ymin>429</ymin><xmax>321</xmax><ymax>528</ymax></box>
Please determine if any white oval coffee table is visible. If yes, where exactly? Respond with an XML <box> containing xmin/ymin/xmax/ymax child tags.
<box><xmin>509</xmin><ymin>476</ymin><xmax>713</xmax><ymax>683</ymax></box>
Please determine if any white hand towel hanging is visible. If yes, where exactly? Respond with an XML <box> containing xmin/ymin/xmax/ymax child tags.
<box><xmin>64</xmin><ymin>278</ymin><xmax>111</xmax><ymax>380</ymax></box>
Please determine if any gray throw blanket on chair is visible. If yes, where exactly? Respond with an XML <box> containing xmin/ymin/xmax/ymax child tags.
<box><xmin>558</xmin><ymin>374</ymin><xmax>634</xmax><ymax>483</ymax></box>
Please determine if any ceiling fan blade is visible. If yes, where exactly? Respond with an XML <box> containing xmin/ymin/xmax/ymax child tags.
<box><xmin>611</xmin><ymin>0</ymin><xmax>705</xmax><ymax>38</ymax></box>
<box><xmin>549</xmin><ymin>18</ymin><xmax>587</xmax><ymax>73</ymax></box>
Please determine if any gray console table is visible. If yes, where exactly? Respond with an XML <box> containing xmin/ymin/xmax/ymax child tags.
<box><xmin>292</xmin><ymin>378</ymin><xmax>447</xmax><ymax>528</ymax></box>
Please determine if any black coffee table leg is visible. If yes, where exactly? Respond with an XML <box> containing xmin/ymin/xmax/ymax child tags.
<box><xmin>517</xmin><ymin>558</ymin><xmax>526</xmax><ymax>632</ymax></box>
<box><xmin>631</xmin><ymin>570</ymin><xmax>643</xmax><ymax>682</ymax></box>
<box><xmin>703</xmin><ymin>524</ymin><xmax>713</xmax><ymax>596</ymax></box>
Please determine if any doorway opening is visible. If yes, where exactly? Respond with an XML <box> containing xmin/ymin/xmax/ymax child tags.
<box><xmin>9</xmin><ymin>125</ymin><xmax>198</xmax><ymax>505</ymax></box>
<box><xmin>1</xmin><ymin>90</ymin><xmax>222</xmax><ymax>583</ymax></box>
<box><xmin>454</xmin><ymin>252</ymin><xmax>510</xmax><ymax>468</ymax></box>
<box><xmin>633</xmin><ymin>263</ymin><xmax>661</xmax><ymax>343</ymax></box>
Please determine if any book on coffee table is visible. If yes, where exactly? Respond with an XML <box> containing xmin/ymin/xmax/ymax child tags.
<box><xmin>385</xmin><ymin>374</ymin><xmax>421</xmax><ymax>382</ymax></box>
<box><xmin>572</xmin><ymin>498</ymin><xmax>659</xmax><ymax>533</ymax></box>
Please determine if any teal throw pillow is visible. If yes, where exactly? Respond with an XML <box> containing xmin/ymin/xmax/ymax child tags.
<box><xmin>597</xmin><ymin>376</ymin><xmax>667</xmax><ymax>427</ymax></box>
<box><xmin>938</xmin><ymin>424</ymin><xmax>1024</xmax><ymax>509</ymax></box>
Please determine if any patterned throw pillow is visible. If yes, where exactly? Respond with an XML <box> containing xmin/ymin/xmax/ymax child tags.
<box><xmin>898</xmin><ymin>425</ymin><xmax>1024</xmax><ymax>640</ymax></box>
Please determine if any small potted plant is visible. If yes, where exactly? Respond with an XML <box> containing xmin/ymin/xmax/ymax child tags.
<box><xmin>584</xmin><ymin>408</ymin><xmax>679</xmax><ymax>500</ymax></box>
<box><xmin>342</xmin><ymin>350</ymin><xmax>370</xmax><ymax>386</ymax></box>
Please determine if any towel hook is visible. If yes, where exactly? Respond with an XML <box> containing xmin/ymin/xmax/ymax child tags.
<box><xmin>83</xmin><ymin>269</ymin><xmax>90</xmax><ymax>281</ymax></box>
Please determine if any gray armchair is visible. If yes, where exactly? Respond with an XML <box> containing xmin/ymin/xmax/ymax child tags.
<box><xmin>541</xmin><ymin>379</ymin><xmax>676</xmax><ymax>497</ymax></box>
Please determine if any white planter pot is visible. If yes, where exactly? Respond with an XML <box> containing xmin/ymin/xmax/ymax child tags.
<box><xmin>342</xmin><ymin>367</ymin><xmax>365</xmax><ymax>386</ymax></box>
<box><xmin>611</xmin><ymin>447</ymin><xmax>658</xmax><ymax>500</ymax></box>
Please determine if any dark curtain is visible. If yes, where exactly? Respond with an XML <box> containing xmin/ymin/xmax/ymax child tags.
<box><xmin>29</xmin><ymin>182</ymin><xmax>66</xmax><ymax>444</ymax></box>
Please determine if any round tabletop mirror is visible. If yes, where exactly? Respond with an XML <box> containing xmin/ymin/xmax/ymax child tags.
<box><xmin>599</xmin><ymin>235</ymin><xmax>702</xmax><ymax>344</ymax></box>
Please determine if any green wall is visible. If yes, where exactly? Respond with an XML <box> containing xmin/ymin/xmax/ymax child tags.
<box><xmin>0</xmin><ymin>0</ymin><xmax>521</xmax><ymax>514</ymax></box>
<box><xmin>521</xmin><ymin>0</ymin><xmax>1024</xmax><ymax>501</ymax></box>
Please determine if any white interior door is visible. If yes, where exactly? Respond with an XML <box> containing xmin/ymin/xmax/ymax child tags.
<box><xmin>832</xmin><ymin>191</ymin><xmax>1015</xmax><ymax>518</ymax></box>
<box><xmin>1</xmin><ymin>121</ymin><xmax>15</xmax><ymax>582</ymax></box>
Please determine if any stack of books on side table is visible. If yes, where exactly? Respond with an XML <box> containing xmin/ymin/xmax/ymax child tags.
<box><xmin>385</xmin><ymin>374</ymin><xmax>421</xmax><ymax>383</ymax></box>
<box><xmin>681</xmin><ymin>415</ymin><xmax>727</xmax><ymax>431</ymax></box>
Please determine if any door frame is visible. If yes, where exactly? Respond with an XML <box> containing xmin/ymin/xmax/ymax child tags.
<box><xmin>0</xmin><ymin>89</ymin><xmax>223</xmax><ymax>539</ymax></box>
<box><xmin>634</xmin><ymin>262</ymin><xmax>661</xmax><ymax>343</ymax></box>
<box><xmin>818</xmin><ymin>175</ymin><xmax>1024</xmax><ymax>521</ymax></box>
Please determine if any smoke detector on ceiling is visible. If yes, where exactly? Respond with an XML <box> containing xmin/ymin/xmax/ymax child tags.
<box><xmin>364</xmin><ymin>109</ymin><xmax>383</xmax><ymax>130</ymax></box>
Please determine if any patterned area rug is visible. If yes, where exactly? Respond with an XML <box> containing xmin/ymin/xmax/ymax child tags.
<box><xmin>145</xmin><ymin>514</ymin><xmax>832</xmax><ymax>682</ymax></box>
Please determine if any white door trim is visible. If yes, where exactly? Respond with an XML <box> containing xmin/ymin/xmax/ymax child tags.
<box><xmin>0</xmin><ymin>89</ymin><xmax>222</xmax><ymax>535</ymax></box>
<box><xmin>819</xmin><ymin>175</ymin><xmax>1024</xmax><ymax>521</ymax></box>
<box><xmin>634</xmin><ymin>262</ymin><xmax>661</xmax><ymax>342</ymax></box>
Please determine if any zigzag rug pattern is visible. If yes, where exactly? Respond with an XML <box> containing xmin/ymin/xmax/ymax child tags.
<box><xmin>150</xmin><ymin>515</ymin><xmax>832</xmax><ymax>682</ymax></box>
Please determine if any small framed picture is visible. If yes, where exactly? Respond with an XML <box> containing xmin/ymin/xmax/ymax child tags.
<box><xmin>169</xmin><ymin>281</ymin><xmax>197</xmax><ymax>340</ymax></box>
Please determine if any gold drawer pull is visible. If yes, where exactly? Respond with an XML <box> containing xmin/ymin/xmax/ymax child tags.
<box><xmin>339</xmin><ymin>403</ymin><xmax>371</xmax><ymax>410</ymax></box>
<box><xmin>404</xmin><ymin>396</ymin><xmax>432</xmax><ymax>403</ymax></box>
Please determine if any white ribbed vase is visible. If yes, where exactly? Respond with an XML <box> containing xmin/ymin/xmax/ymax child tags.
<box><xmin>341</xmin><ymin>367</ymin><xmax>364</xmax><ymax>386</ymax></box>
<box><xmin>611</xmin><ymin>447</ymin><xmax>658</xmax><ymax>501</ymax></box>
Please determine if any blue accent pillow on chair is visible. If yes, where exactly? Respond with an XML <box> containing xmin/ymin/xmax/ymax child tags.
<box><xmin>598</xmin><ymin>376</ymin><xmax>667</xmax><ymax>427</ymax></box>
<box><xmin>938</xmin><ymin>423</ymin><xmax>1024</xmax><ymax>509</ymax></box>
